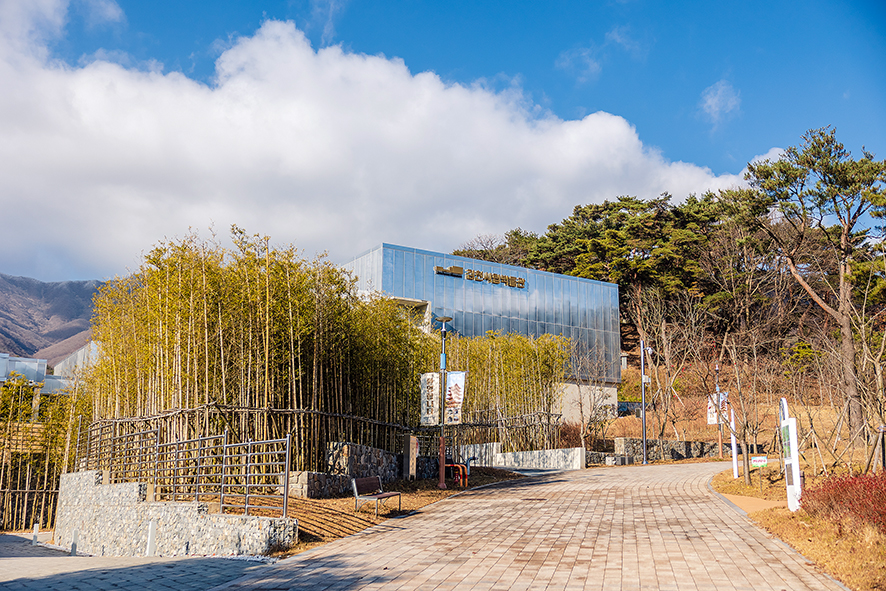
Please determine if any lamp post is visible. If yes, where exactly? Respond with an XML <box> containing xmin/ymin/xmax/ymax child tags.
<box><xmin>435</xmin><ymin>316</ymin><xmax>452</xmax><ymax>489</ymax></box>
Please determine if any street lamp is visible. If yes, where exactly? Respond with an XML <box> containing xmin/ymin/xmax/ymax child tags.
<box><xmin>640</xmin><ymin>341</ymin><xmax>653</xmax><ymax>465</ymax></box>
<box><xmin>435</xmin><ymin>316</ymin><xmax>452</xmax><ymax>489</ymax></box>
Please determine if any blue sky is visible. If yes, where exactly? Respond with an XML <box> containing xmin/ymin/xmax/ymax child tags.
<box><xmin>1</xmin><ymin>0</ymin><xmax>884</xmax><ymax>281</ymax></box>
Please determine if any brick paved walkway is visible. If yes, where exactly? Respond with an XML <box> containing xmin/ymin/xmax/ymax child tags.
<box><xmin>0</xmin><ymin>462</ymin><xmax>846</xmax><ymax>590</ymax></box>
<box><xmin>210</xmin><ymin>462</ymin><xmax>845</xmax><ymax>591</ymax></box>
<box><xmin>0</xmin><ymin>533</ymin><xmax>266</xmax><ymax>590</ymax></box>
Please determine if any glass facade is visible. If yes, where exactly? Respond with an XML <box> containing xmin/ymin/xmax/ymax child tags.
<box><xmin>344</xmin><ymin>244</ymin><xmax>621</xmax><ymax>384</ymax></box>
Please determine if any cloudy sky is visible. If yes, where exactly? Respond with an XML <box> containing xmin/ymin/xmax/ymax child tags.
<box><xmin>1</xmin><ymin>0</ymin><xmax>883</xmax><ymax>281</ymax></box>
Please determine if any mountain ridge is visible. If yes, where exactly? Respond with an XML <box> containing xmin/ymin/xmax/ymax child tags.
<box><xmin>0</xmin><ymin>273</ymin><xmax>102</xmax><ymax>366</ymax></box>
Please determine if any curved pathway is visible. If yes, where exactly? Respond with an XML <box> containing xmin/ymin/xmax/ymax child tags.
<box><xmin>212</xmin><ymin>462</ymin><xmax>845</xmax><ymax>591</ymax></box>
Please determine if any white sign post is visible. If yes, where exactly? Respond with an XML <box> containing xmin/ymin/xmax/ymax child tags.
<box><xmin>779</xmin><ymin>398</ymin><xmax>802</xmax><ymax>512</ymax></box>
<box><xmin>730</xmin><ymin>408</ymin><xmax>739</xmax><ymax>479</ymax></box>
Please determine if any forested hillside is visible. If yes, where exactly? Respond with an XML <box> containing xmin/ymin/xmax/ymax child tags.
<box><xmin>0</xmin><ymin>273</ymin><xmax>101</xmax><ymax>364</ymax></box>
<box><xmin>455</xmin><ymin>127</ymin><xmax>886</xmax><ymax>468</ymax></box>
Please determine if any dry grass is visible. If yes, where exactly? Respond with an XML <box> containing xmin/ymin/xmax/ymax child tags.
<box><xmin>712</xmin><ymin>465</ymin><xmax>886</xmax><ymax>591</ymax></box>
<box><xmin>273</xmin><ymin>467</ymin><xmax>523</xmax><ymax>558</ymax></box>
<box><xmin>711</xmin><ymin>464</ymin><xmax>789</xmax><ymax>500</ymax></box>
<box><xmin>753</xmin><ymin>508</ymin><xmax>886</xmax><ymax>591</ymax></box>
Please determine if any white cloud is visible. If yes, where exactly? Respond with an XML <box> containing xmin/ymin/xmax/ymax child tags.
<box><xmin>604</xmin><ymin>26</ymin><xmax>644</xmax><ymax>58</ymax></box>
<box><xmin>734</xmin><ymin>146</ymin><xmax>784</xmax><ymax>180</ymax></box>
<box><xmin>310</xmin><ymin>0</ymin><xmax>348</xmax><ymax>46</ymax></box>
<box><xmin>0</xmin><ymin>2</ymin><xmax>746</xmax><ymax>281</ymax></box>
<box><xmin>749</xmin><ymin>147</ymin><xmax>784</xmax><ymax>165</ymax></box>
<box><xmin>81</xmin><ymin>0</ymin><xmax>124</xmax><ymax>28</ymax></box>
<box><xmin>555</xmin><ymin>46</ymin><xmax>602</xmax><ymax>83</ymax></box>
<box><xmin>557</xmin><ymin>26</ymin><xmax>646</xmax><ymax>83</ymax></box>
<box><xmin>700</xmin><ymin>80</ymin><xmax>741</xmax><ymax>127</ymax></box>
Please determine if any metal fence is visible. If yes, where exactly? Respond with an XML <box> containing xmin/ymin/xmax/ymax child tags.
<box><xmin>80</xmin><ymin>427</ymin><xmax>291</xmax><ymax>518</ymax></box>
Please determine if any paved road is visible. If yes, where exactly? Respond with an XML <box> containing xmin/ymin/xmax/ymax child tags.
<box><xmin>210</xmin><ymin>462</ymin><xmax>845</xmax><ymax>591</ymax></box>
<box><xmin>0</xmin><ymin>533</ymin><xmax>267</xmax><ymax>590</ymax></box>
<box><xmin>0</xmin><ymin>462</ymin><xmax>845</xmax><ymax>591</ymax></box>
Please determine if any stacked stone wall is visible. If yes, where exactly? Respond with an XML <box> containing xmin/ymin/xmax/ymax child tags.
<box><xmin>416</xmin><ymin>456</ymin><xmax>438</xmax><ymax>480</ymax></box>
<box><xmin>286</xmin><ymin>471</ymin><xmax>352</xmax><ymax>499</ymax></box>
<box><xmin>55</xmin><ymin>471</ymin><xmax>297</xmax><ymax>557</ymax></box>
<box><xmin>592</xmin><ymin>438</ymin><xmax>728</xmax><ymax>465</ymax></box>
<box><xmin>326</xmin><ymin>442</ymin><xmax>399</xmax><ymax>483</ymax></box>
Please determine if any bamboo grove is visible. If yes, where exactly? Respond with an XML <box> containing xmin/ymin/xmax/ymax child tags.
<box><xmin>88</xmin><ymin>229</ymin><xmax>429</xmax><ymax>426</ymax></box>
<box><xmin>84</xmin><ymin>228</ymin><xmax>571</xmax><ymax>468</ymax></box>
<box><xmin>1</xmin><ymin>373</ymin><xmax>90</xmax><ymax>529</ymax></box>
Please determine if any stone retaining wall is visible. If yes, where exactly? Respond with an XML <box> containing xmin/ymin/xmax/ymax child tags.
<box><xmin>326</xmin><ymin>442</ymin><xmax>399</xmax><ymax>483</ymax></box>
<box><xmin>286</xmin><ymin>471</ymin><xmax>352</xmax><ymax>499</ymax></box>
<box><xmin>281</xmin><ymin>442</ymin><xmax>401</xmax><ymax>499</ymax></box>
<box><xmin>609</xmin><ymin>438</ymin><xmax>726</xmax><ymax>464</ymax></box>
<box><xmin>55</xmin><ymin>471</ymin><xmax>297</xmax><ymax>557</ymax></box>
<box><xmin>416</xmin><ymin>456</ymin><xmax>438</xmax><ymax>480</ymax></box>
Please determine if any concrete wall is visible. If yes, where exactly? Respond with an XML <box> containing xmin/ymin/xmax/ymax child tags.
<box><xmin>557</xmin><ymin>381</ymin><xmax>617</xmax><ymax>425</ymax></box>
<box><xmin>55</xmin><ymin>471</ymin><xmax>298</xmax><ymax>557</ymax></box>
<box><xmin>461</xmin><ymin>443</ymin><xmax>584</xmax><ymax>471</ymax></box>
<box><xmin>494</xmin><ymin>447</ymin><xmax>585</xmax><ymax>471</ymax></box>
<box><xmin>458</xmin><ymin>442</ymin><xmax>501</xmax><ymax>466</ymax></box>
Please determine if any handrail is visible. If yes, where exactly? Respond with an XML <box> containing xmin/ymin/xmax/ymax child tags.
<box><xmin>82</xmin><ymin>428</ymin><xmax>290</xmax><ymax>518</ymax></box>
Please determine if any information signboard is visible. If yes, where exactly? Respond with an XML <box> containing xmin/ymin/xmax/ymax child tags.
<box><xmin>750</xmin><ymin>456</ymin><xmax>768</xmax><ymax>468</ymax></box>
<box><xmin>780</xmin><ymin>398</ymin><xmax>802</xmax><ymax>512</ymax></box>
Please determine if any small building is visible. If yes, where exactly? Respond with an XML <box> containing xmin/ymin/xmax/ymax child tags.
<box><xmin>343</xmin><ymin>244</ymin><xmax>621</xmax><ymax>423</ymax></box>
<box><xmin>54</xmin><ymin>341</ymin><xmax>100</xmax><ymax>379</ymax></box>
<box><xmin>0</xmin><ymin>353</ymin><xmax>69</xmax><ymax>393</ymax></box>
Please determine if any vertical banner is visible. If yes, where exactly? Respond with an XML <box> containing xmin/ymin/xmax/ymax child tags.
<box><xmin>706</xmin><ymin>396</ymin><xmax>718</xmax><ymax>425</ymax></box>
<box><xmin>780</xmin><ymin>398</ymin><xmax>802</xmax><ymax>511</ymax></box>
<box><xmin>420</xmin><ymin>373</ymin><xmax>440</xmax><ymax>426</ymax></box>
<box><xmin>444</xmin><ymin>371</ymin><xmax>466</xmax><ymax>425</ymax></box>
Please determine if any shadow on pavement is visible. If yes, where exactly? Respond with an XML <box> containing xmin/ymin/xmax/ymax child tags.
<box><xmin>210</xmin><ymin>551</ymin><xmax>408</xmax><ymax>591</ymax></box>
<box><xmin>2</xmin><ymin>556</ymin><xmax>270</xmax><ymax>591</ymax></box>
<box><xmin>0</xmin><ymin>533</ymin><xmax>68</xmax><ymax>558</ymax></box>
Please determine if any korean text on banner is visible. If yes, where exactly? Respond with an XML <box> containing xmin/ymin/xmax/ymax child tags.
<box><xmin>420</xmin><ymin>372</ymin><xmax>440</xmax><ymax>426</ymax></box>
<box><xmin>444</xmin><ymin>371</ymin><xmax>466</xmax><ymax>425</ymax></box>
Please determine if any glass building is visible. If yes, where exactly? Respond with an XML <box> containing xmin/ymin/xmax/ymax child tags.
<box><xmin>344</xmin><ymin>244</ymin><xmax>621</xmax><ymax>385</ymax></box>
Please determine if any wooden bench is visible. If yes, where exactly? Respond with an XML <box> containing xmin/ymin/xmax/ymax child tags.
<box><xmin>352</xmin><ymin>476</ymin><xmax>401</xmax><ymax>516</ymax></box>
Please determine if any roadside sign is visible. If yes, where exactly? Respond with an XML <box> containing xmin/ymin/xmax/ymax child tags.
<box><xmin>780</xmin><ymin>398</ymin><xmax>802</xmax><ymax>512</ymax></box>
<box><xmin>750</xmin><ymin>456</ymin><xmax>768</xmax><ymax>468</ymax></box>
